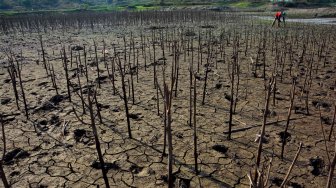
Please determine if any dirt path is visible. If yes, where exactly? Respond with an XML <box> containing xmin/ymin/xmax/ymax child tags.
<box><xmin>256</xmin><ymin>16</ymin><xmax>336</xmax><ymax>25</ymax></box>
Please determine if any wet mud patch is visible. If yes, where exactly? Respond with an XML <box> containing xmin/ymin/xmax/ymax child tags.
<box><xmin>294</xmin><ymin>106</ymin><xmax>307</xmax><ymax>114</ymax></box>
<box><xmin>224</xmin><ymin>93</ymin><xmax>232</xmax><ymax>101</ymax></box>
<box><xmin>95</xmin><ymin>75</ymin><xmax>108</xmax><ymax>83</ymax></box>
<box><xmin>310</xmin><ymin>157</ymin><xmax>324</xmax><ymax>176</ymax></box>
<box><xmin>215</xmin><ymin>83</ymin><xmax>222</xmax><ymax>89</ymax></box>
<box><xmin>312</xmin><ymin>100</ymin><xmax>331</xmax><ymax>109</ymax></box>
<box><xmin>160</xmin><ymin>174</ymin><xmax>177</xmax><ymax>184</ymax></box>
<box><xmin>1</xmin><ymin>97</ymin><xmax>11</xmax><ymax>105</ymax></box>
<box><xmin>34</xmin><ymin>94</ymin><xmax>66</xmax><ymax>112</ymax></box>
<box><xmin>37</xmin><ymin>119</ymin><xmax>49</xmax><ymax>132</ymax></box>
<box><xmin>49</xmin><ymin>115</ymin><xmax>61</xmax><ymax>126</ymax></box>
<box><xmin>91</xmin><ymin>161</ymin><xmax>119</xmax><ymax>171</ymax></box>
<box><xmin>9</xmin><ymin>171</ymin><xmax>20</xmax><ymax>177</ymax></box>
<box><xmin>3</xmin><ymin>148</ymin><xmax>30</xmax><ymax>165</ymax></box>
<box><xmin>200</xmin><ymin>25</ymin><xmax>215</xmax><ymax>29</ymax></box>
<box><xmin>111</xmin><ymin>106</ymin><xmax>121</xmax><ymax>112</ymax></box>
<box><xmin>73</xmin><ymin>129</ymin><xmax>93</xmax><ymax>144</ymax></box>
<box><xmin>271</xmin><ymin>177</ymin><xmax>283</xmax><ymax>186</ymax></box>
<box><xmin>277</xmin><ymin>131</ymin><xmax>291</xmax><ymax>143</ymax></box>
<box><xmin>255</xmin><ymin>134</ymin><xmax>269</xmax><ymax>144</ymax></box>
<box><xmin>71</xmin><ymin>45</ymin><xmax>84</xmax><ymax>51</ymax></box>
<box><xmin>288</xmin><ymin>182</ymin><xmax>303</xmax><ymax>188</ymax></box>
<box><xmin>177</xmin><ymin>177</ymin><xmax>190</xmax><ymax>188</ymax></box>
<box><xmin>212</xmin><ymin>145</ymin><xmax>228</xmax><ymax>154</ymax></box>
<box><xmin>261</xmin><ymin>109</ymin><xmax>277</xmax><ymax>117</ymax></box>
<box><xmin>97</xmin><ymin>103</ymin><xmax>110</xmax><ymax>109</ymax></box>
<box><xmin>185</xmin><ymin>30</ymin><xmax>196</xmax><ymax>37</ymax></box>
<box><xmin>3</xmin><ymin>79</ymin><xmax>11</xmax><ymax>83</ymax></box>
<box><xmin>129</xmin><ymin>164</ymin><xmax>143</xmax><ymax>174</ymax></box>
<box><xmin>128</xmin><ymin>113</ymin><xmax>142</xmax><ymax>120</ymax></box>
<box><xmin>37</xmin><ymin>81</ymin><xmax>49</xmax><ymax>87</ymax></box>
<box><xmin>49</xmin><ymin>94</ymin><xmax>65</xmax><ymax>105</ymax></box>
<box><xmin>176</xmin><ymin>132</ymin><xmax>183</xmax><ymax>139</ymax></box>
<box><xmin>2</xmin><ymin>116</ymin><xmax>16</xmax><ymax>123</ymax></box>
<box><xmin>320</xmin><ymin>116</ymin><xmax>332</xmax><ymax>125</ymax></box>
<box><xmin>147</xmin><ymin>26</ymin><xmax>165</xmax><ymax>30</ymax></box>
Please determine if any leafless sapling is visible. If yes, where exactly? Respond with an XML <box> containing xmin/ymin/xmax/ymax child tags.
<box><xmin>63</xmin><ymin>47</ymin><xmax>72</xmax><ymax>102</ymax></box>
<box><xmin>0</xmin><ymin>115</ymin><xmax>10</xmax><ymax>188</ymax></box>
<box><xmin>280</xmin><ymin>78</ymin><xmax>296</xmax><ymax>159</ymax></box>
<box><xmin>73</xmin><ymin>87</ymin><xmax>110</xmax><ymax>188</ymax></box>
<box><xmin>117</xmin><ymin>56</ymin><xmax>132</xmax><ymax>139</ymax></box>
<box><xmin>254</xmin><ymin>77</ymin><xmax>274</xmax><ymax>183</ymax></box>
<box><xmin>7</xmin><ymin>63</ymin><xmax>20</xmax><ymax>110</ymax></box>
<box><xmin>15</xmin><ymin>57</ymin><xmax>29</xmax><ymax>119</ymax></box>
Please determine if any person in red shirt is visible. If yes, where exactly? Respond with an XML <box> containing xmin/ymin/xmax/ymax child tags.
<box><xmin>272</xmin><ymin>11</ymin><xmax>285</xmax><ymax>27</ymax></box>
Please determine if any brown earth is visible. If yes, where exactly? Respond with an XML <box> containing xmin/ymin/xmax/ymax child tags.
<box><xmin>0</xmin><ymin>14</ymin><xmax>336</xmax><ymax>188</ymax></box>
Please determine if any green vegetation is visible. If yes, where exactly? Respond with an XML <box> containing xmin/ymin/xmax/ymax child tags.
<box><xmin>0</xmin><ymin>0</ymin><xmax>268</xmax><ymax>11</ymax></box>
<box><xmin>1</xmin><ymin>0</ymin><xmax>336</xmax><ymax>15</ymax></box>
<box><xmin>227</xmin><ymin>1</ymin><xmax>267</xmax><ymax>9</ymax></box>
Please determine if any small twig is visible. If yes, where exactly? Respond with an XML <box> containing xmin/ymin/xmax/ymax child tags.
<box><xmin>328</xmin><ymin>102</ymin><xmax>336</xmax><ymax>141</ymax></box>
<box><xmin>280</xmin><ymin>142</ymin><xmax>303</xmax><ymax>187</ymax></box>
<box><xmin>319</xmin><ymin>107</ymin><xmax>331</xmax><ymax>165</ymax></box>
<box><xmin>0</xmin><ymin>115</ymin><xmax>10</xmax><ymax>188</ymax></box>
<box><xmin>72</xmin><ymin>107</ymin><xmax>88</xmax><ymax>125</ymax></box>
<box><xmin>247</xmin><ymin>171</ymin><xmax>256</xmax><ymax>188</ymax></box>
<box><xmin>264</xmin><ymin>152</ymin><xmax>274</xmax><ymax>187</ymax></box>
<box><xmin>326</xmin><ymin>140</ymin><xmax>336</xmax><ymax>188</ymax></box>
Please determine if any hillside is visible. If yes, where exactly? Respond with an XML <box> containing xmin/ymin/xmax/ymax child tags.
<box><xmin>0</xmin><ymin>0</ymin><xmax>335</xmax><ymax>12</ymax></box>
<box><xmin>0</xmin><ymin>0</ymin><xmax>223</xmax><ymax>10</ymax></box>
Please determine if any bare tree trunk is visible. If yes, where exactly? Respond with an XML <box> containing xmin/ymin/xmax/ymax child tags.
<box><xmin>189</xmin><ymin>55</ymin><xmax>193</xmax><ymax>127</ymax></box>
<box><xmin>281</xmin><ymin>79</ymin><xmax>296</xmax><ymax>159</ymax></box>
<box><xmin>130</xmin><ymin>65</ymin><xmax>135</xmax><ymax>105</ymax></box>
<box><xmin>233</xmin><ymin>51</ymin><xmax>239</xmax><ymax>114</ymax></box>
<box><xmin>161</xmin><ymin>92</ymin><xmax>167</xmax><ymax>161</ymax></box>
<box><xmin>319</xmin><ymin>107</ymin><xmax>331</xmax><ymax>165</ymax></box>
<box><xmin>280</xmin><ymin>143</ymin><xmax>303</xmax><ymax>187</ymax></box>
<box><xmin>73</xmin><ymin>85</ymin><xmax>110</xmax><ymax>187</ymax></box>
<box><xmin>254</xmin><ymin>78</ymin><xmax>274</xmax><ymax>183</ymax></box>
<box><xmin>328</xmin><ymin>104</ymin><xmax>336</xmax><ymax>141</ymax></box>
<box><xmin>0</xmin><ymin>115</ymin><xmax>10</xmax><ymax>188</ymax></box>
<box><xmin>94</xmin><ymin>41</ymin><xmax>101</xmax><ymax>88</ymax></box>
<box><xmin>165</xmin><ymin>83</ymin><xmax>174</xmax><ymax>188</ymax></box>
<box><xmin>153</xmin><ymin>32</ymin><xmax>157</xmax><ymax>89</ymax></box>
<box><xmin>117</xmin><ymin>57</ymin><xmax>132</xmax><ymax>139</ymax></box>
<box><xmin>94</xmin><ymin>91</ymin><xmax>102</xmax><ymax>124</ymax></box>
<box><xmin>63</xmin><ymin>48</ymin><xmax>72</xmax><ymax>102</ymax></box>
<box><xmin>7</xmin><ymin>65</ymin><xmax>20</xmax><ymax>110</ymax></box>
<box><xmin>16</xmin><ymin>59</ymin><xmax>29</xmax><ymax>119</ymax></box>
<box><xmin>70</xmin><ymin>48</ymin><xmax>73</xmax><ymax>68</ymax></box>
<box><xmin>39</xmin><ymin>35</ymin><xmax>48</xmax><ymax>75</ymax></box>
<box><xmin>51</xmin><ymin>64</ymin><xmax>59</xmax><ymax>95</ymax></box>
<box><xmin>326</xmin><ymin>141</ymin><xmax>336</xmax><ymax>188</ymax></box>
<box><xmin>228</xmin><ymin>54</ymin><xmax>236</xmax><ymax>140</ymax></box>
<box><xmin>77</xmin><ymin>70</ymin><xmax>86</xmax><ymax>114</ymax></box>
<box><xmin>84</xmin><ymin>46</ymin><xmax>89</xmax><ymax>84</ymax></box>
<box><xmin>202</xmin><ymin>45</ymin><xmax>210</xmax><ymax>105</ymax></box>
<box><xmin>0</xmin><ymin>163</ymin><xmax>9</xmax><ymax>188</ymax></box>
<box><xmin>193</xmin><ymin>73</ymin><xmax>198</xmax><ymax>174</ymax></box>
<box><xmin>111</xmin><ymin>56</ymin><xmax>116</xmax><ymax>95</ymax></box>
<box><xmin>159</xmin><ymin>59</ymin><xmax>177</xmax><ymax>188</ymax></box>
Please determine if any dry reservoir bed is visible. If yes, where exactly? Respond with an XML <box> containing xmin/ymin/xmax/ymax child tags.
<box><xmin>0</xmin><ymin>11</ymin><xmax>336</xmax><ymax>188</ymax></box>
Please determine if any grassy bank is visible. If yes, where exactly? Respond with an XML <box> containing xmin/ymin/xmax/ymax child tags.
<box><xmin>1</xmin><ymin>1</ymin><xmax>335</xmax><ymax>17</ymax></box>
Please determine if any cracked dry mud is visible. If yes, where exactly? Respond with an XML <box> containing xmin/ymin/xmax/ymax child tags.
<box><xmin>0</xmin><ymin>13</ymin><xmax>336</xmax><ymax>188</ymax></box>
